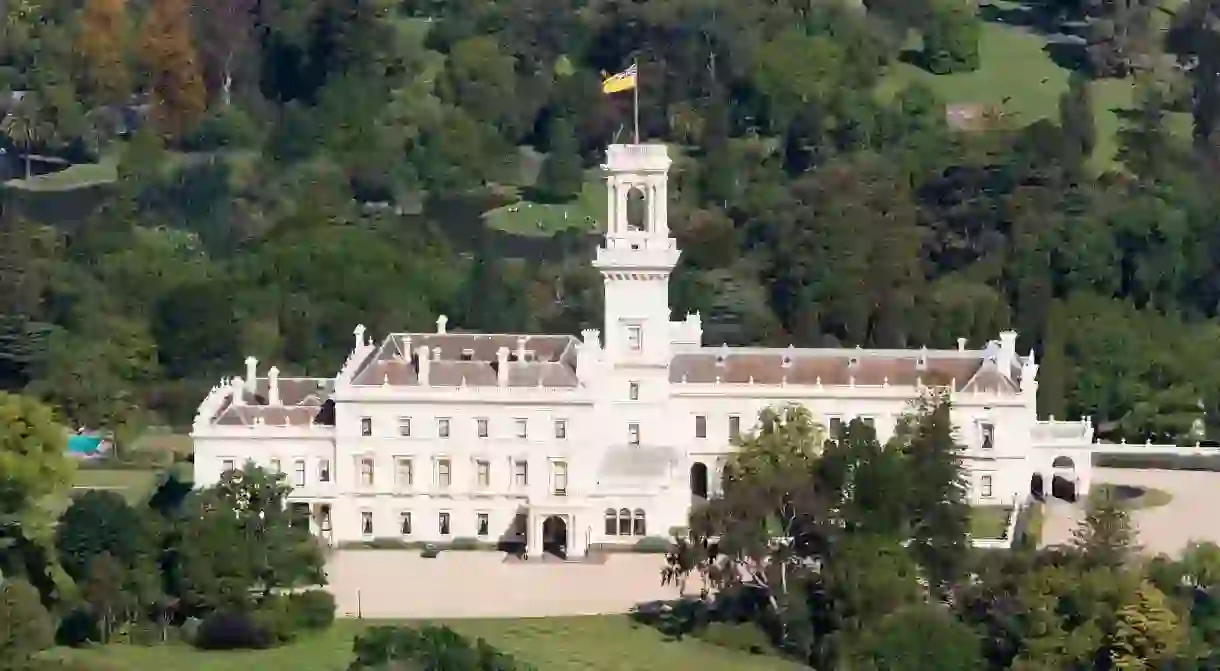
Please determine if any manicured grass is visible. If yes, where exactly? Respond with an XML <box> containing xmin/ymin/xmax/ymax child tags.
<box><xmin>880</xmin><ymin>4</ymin><xmax>1190</xmax><ymax>170</ymax></box>
<box><xmin>57</xmin><ymin>617</ymin><xmax>803</xmax><ymax>671</ymax></box>
<box><xmin>71</xmin><ymin>468</ymin><xmax>160</xmax><ymax>504</ymax></box>
<box><xmin>970</xmin><ymin>506</ymin><xmax>1013</xmax><ymax>539</ymax></box>
<box><xmin>131</xmin><ymin>428</ymin><xmax>194</xmax><ymax>460</ymax></box>
<box><xmin>6</xmin><ymin>151</ymin><xmax>120</xmax><ymax>191</ymax></box>
<box><xmin>483</xmin><ymin>175</ymin><xmax>607</xmax><ymax>237</ymax></box>
<box><xmin>1091</xmin><ymin>483</ymin><xmax>1174</xmax><ymax>509</ymax></box>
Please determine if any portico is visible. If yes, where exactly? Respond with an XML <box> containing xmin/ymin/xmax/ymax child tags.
<box><xmin>525</xmin><ymin>502</ymin><xmax>593</xmax><ymax>559</ymax></box>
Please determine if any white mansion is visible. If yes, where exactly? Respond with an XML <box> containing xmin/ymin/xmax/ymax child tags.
<box><xmin>192</xmin><ymin>143</ymin><xmax>1104</xmax><ymax>558</ymax></box>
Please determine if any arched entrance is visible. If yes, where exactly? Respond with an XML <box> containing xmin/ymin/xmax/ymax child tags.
<box><xmin>542</xmin><ymin>515</ymin><xmax>568</xmax><ymax>559</ymax></box>
<box><xmin>1030</xmin><ymin>473</ymin><xmax>1045</xmax><ymax>500</ymax></box>
<box><xmin>690</xmin><ymin>462</ymin><xmax>709</xmax><ymax>499</ymax></box>
<box><xmin>1050</xmin><ymin>456</ymin><xmax>1077</xmax><ymax>502</ymax></box>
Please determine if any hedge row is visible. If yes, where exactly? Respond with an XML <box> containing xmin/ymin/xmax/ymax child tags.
<box><xmin>189</xmin><ymin>589</ymin><xmax>335</xmax><ymax>650</ymax></box>
<box><xmin>1093</xmin><ymin>453</ymin><xmax>1220</xmax><ymax>471</ymax></box>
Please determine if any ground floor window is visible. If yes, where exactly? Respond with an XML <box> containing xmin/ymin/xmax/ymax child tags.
<box><xmin>604</xmin><ymin>507</ymin><xmax>647</xmax><ymax>536</ymax></box>
<box><xmin>439</xmin><ymin>511</ymin><xmax>451</xmax><ymax>536</ymax></box>
<box><xmin>319</xmin><ymin>505</ymin><xmax>332</xmax><ymax>532</ymax></box>
<box><xmin>361</xmin><ymin>511</ymin><xmax>373</xmax><ymax>536</ymax></box>
<box><xmin>399</xmin><ymin>511</ymin><xmax>412</xmax><ymax>536</ymax></box>
<box><xmin>477</xmin><ymin>512</ymin><xmax>490</xmax><ymax>537</ymax></box>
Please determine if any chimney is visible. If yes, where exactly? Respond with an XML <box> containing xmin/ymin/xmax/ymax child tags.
<box><xmin>231</xmin><ymin>376</ymin><xmax>246</xmax><ymax>406</ymax></box>
<box><xmin>998</xmin><ymin>330</ymin><xmax>1018</xmax><ymax>375</ymax></box>
<box><xmin>436</xmin><ymin>315</ymin><xmax>448</xmax><ymax>334</ymax></box>
<box><xmin>353</xmin><ymin>324</ymin><xmax>366</xmax><ymax>348</ymax></box>
<box><xmin>957</xmin><ymin>337</ymin><xmax>966</xmax><ymax>352</ymax></box>
<box><xmin>516</xmin><ymin>336</ymin><xmax>527</xmax><ymax>362</ymax></box>
<box><xmin>245</xmin><ymin>356</ymin><xmax>257</xmax><ymax>387</ymax></box>
<box><xmin>268</xmin><ymin>366</ymin><xmax>281</xmax><ymax>405</ymax></box>
<box><xmin>497</xmin><ymin>347</ymin><xmax>510</xmax><ymax>386</ymax></box>
<box><xmin>416</xmin><ymin>345</ymin><xmax>431</xmax><ymax>385</ymax></box>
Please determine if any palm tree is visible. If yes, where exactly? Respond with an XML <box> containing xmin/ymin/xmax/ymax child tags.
<box><xmin>1</xmin><ymin>95</ymin><xmax>46</xmax><ymax>179</ymax></box>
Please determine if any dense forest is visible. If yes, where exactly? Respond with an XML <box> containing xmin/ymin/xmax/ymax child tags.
<box><xmin>1</xmin><ymin>0</ymin><xmax>1220</xmax><ymax>443</ymax></box>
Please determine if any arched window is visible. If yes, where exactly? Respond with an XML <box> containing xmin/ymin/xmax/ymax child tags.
<box><xmin>618</xmin><ymin>507</ymin><xmax>632</xmax><ymax>536</ymax></box>
<box><xmin>604</xmin><ymin>508</ymin><xmax>617</xmax><ymax>536</ymax></box>
<box><xmin>632</xmin><ymin>509</ymin><xmax>646</xmax><ymax>536</ymax></box>
<box><xmin>625</xmin><ymin>186</ymin><xmax>647</xmax><ymax>231</ymax></box>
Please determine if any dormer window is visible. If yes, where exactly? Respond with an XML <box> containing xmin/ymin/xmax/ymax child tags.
<box><xmin>460</xmin><ymin>349</ymin><xmax>474</xmax><ymax>361</ymax></box>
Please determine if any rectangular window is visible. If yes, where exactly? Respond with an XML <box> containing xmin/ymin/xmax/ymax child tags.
<box><xmin>222</xmin><ymin>459</ymin><xmax>235</xmax><ymax>472</ymax></box>
<box><xmin>438</xmin><ymin>512</ymin><xmax>451</xmax><ymax>536</ymax></box>
<box><xmin>317</xmin><ymin>459</ymin><xmax>331</xmax><ymax>483</ymax></box>
<box><xmin>360</xmin><ymin>457</ymin><xmax>374</xmax><ymax>486</ymax></box>
<box><xmin>395</xmin><ymin>458</ymin><xmax>413</xmax><ymax>488</ymax></box>
<box><xmin>476</xmin><ymin>460</ymin><xmax>490</xmax><ymax>487</ymax></box>
<box><xmin>728</xmin><ymin>415</ymin><xmax>741</xmax><ymax>438</ymax></box>
<box><xmin>270</xmin><ymin>458</ymin><xmax>281</xmax><ymax>474</ymax></box>
<box><xmin>553</xmin><ymin>461</ymin><xmax>568</xmax><ymax>495</ymax></box>
<box><xmin>361</xmin><ymin>511</ymin><xmax>373</xmax><ymax>536</ymax></box>
<box><xmin>829</xmin><ymin>417</ymin><xmax>844</xmax><ymax>438</ymax></box>
<box><xmin>554</xmin><ymin>419</ymin><xmax>567</xmax><ymax>439</ymax></box>
<box><xmin>437</xmin><ymin>459</ymin><xmax>451</xmax><ymax>488</ymax></box>
<box><xmin>320</xmin><ymin>505</ymin><xmax>332</xmax><ymax>532</ymax></box>
<box><xmin>515</xmin><ymin>418</ymin><xmax>528</xmax><ymax>439</ymax></box>
<box><xmin>360</xmin><ymin>417</ymin><xmax>372</xmax><ymax>436</ymax></box>
<box><xmin>695</xmin><ymin>415</ymin><xmax>707</xmax><ymax>439</ymax></box>
<box><xmin>477</xmin><ymin>512</ymin><xmax>489</xmax><ymax>537</ymax></box>
<box><xmin>437</xmin><ymin>418</ymin><xmax>450</xmax><ymax>438</ymax></box>
<box><xmin>981</xmin><ymin>422</ymin><xmax>995</xmax><ymax>450</ymax></box>
<box><xmin>861</xmin><ymin>416</ymin><xmax>876</xmax><ymax>429</ymax></box>
<box><xmin>293</xmin><ymin>459</ymin><xmax>306</xmax><ymax>487</ymax></box>
<box><xmin>981</xmin><ymin>475</ymin><xmax>993</xmax><ymax>498</ymax></box>
<box><xmin>399</xmin><ymin>511</ymin><xmax>412</xmax><ymax>536</ymax></box>
<box><xmin>514</xmin><ymin>460</ymin><xmax>528</xmax><ymax>486</ymax></box>
<box><xmin>398</xmin><ymin>416</ymin><xmax>411</xmax><ymax>437</ymax></box>
<box><xmin>628</xmin><ymin>381</ymin><xmax>640</xmax><ymax>400</ymax></box>
<box><xmin>627</xmin><ymin>325</ymin><xmax>642</xmax><ymax>351</ymax></box>
<box><xmin>477</xmin><ymin>418</ymin><xmax>489</xmax><ymax>438</ymax></box>
<box><xmin>628</xmin><ymin>423</ymin><xmax>640</xmax><ymax>446</ymax></box>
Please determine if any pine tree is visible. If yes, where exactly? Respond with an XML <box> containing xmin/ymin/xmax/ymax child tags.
<box><xmin>76</xmin><ymin>0</ymin><xmax>131</xmax><ymax>107</ymax></box>
<box><xmin>139</xmin><ymin>0</ymin><xmax>206</xmax><ymax>139</ymax></box>
<box><xmin>1059</xmin><ymin>71</ymin><xmax>1096</xmax><ymax>165</ymax></box>
<box><xmin>534</xmin><ymin>116</ymin><xmax>583</xmax><ymax>203</ymax></box>
<box><xmin>1110</xmin><ymin>579</ymin><xmax>1185</xmax><ymax>669</ymax></box>
<box><xmin>1117</xmin><ymin>80</ymin><xmax>1173</xmax><ymax>181</ymax></box>
<box><xmin>1072</xmin><ymin>490</ymin><xmax>1141</xmax><ymax>569</ymax></box>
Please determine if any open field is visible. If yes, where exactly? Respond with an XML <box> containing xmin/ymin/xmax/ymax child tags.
<box><xmin>880</xmin><ymin>4</ymin><xmax>1190</xmax><ymax>169</ymax></box>
<box><xmin>54</xmin><ymin>616</ymin><xmax>802</xmax><ymax>671</ymax></box>
<box><xmin>970</xmin><ymin>505</ymin><xmax>1012</xmax><ymax>538</ymax></box>
<box><xmin>483</xmin><ymin>173</ymin><xmax>606</xmax><ymax>236</ymax></box>
<box><xmin>70</xmin><ymin>468</ymin><xmax>160</xmax><ymax>504</ymax></box>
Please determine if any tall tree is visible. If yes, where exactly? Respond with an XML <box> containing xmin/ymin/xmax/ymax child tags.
<box><xmin>75</xmin><ymin>0</ymin><xmax>131</xmax><ymax>107</ymax></box>
<box><xmin>533</xmin><ymin>116</ymin><xmax>583</xmax><ymax>203</ymax></box>
<box><xmin>0</xmin><ymin>577</ymin><xmax>54</xmax><ymax>668</ymax></box>
<box><xmin>1059</xmin><ymin>71</ymin><xmax>1097</xmax><ymax>167</ymax></box>
<box><xmin>139</xmin><ymin>0</ymin><xmax>206</xmax><ymax>139</ymax></box>
<box><xmin>0</xmin><ymin>393</ymin><xmax>72</xmax><ymax>541</ymax></box>
<box><xmin>1073</xmin><ymin>490</ymin><xmax>1141</xmax><ymax>569</ymax></box>
<box><xmin>193</xmin><ymin>0</ymin><xmax>255</xmax><ymax>107</ymax></box>
<box><xmin>0</xmin><ymin>94</ymin><xmax>47</xmax><ymax>178</ymax></box>
<box><xmin>1110</xmin><ymin>579</ymin><xmax>1186</xmax><ymax>668</ymax></box>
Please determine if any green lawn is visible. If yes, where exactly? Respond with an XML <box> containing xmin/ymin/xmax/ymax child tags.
<box><xmin>71</xmin><ymin>469</ymin><xmax>160</xmax><ymax>504</ymax></box>
<box><xmin>880</xmin><ymin>4</ymin><xmax>1190</xmax><ymax>170</ymax></box>
<box><xmin>56</xmin><ymin>617</ymin><xmax>803</xmax><ymax>671</ymax></box>
<box><xmin>970</xmin><ymin>506</ymin><xmax>1012</xmax><ymax>539</ymax></box>
<box><xmin>483</xmin><ymin>175</ymin><xmax>607</xmax><ymax>237</ymax></box>
<box><xmin>6</xmin><ymin>151</ymin><xmax>120</xmax><ymax>191</ymax></box>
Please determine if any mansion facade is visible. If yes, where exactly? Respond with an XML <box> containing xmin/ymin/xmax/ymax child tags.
<box><xmin>191</xmin><ymin>143</ymin><xmax>1099</xmax><ymax>558</ymax></box>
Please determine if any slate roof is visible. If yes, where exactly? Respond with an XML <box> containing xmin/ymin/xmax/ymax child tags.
<box><xmin>349</xmin><ymin>333</ymin><xmax>581</xmax><ymax>388</ymax></box>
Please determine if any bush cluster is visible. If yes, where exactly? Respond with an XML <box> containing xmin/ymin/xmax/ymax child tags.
<box><xmin>350</xmin><ymin>624</ymin><xmax>534</xmax><ymax>670</ymax></box>
<box><xmin>192</xmin><ymin>590</ymin><xmax>335</xmax><ymax>650</ymax></box>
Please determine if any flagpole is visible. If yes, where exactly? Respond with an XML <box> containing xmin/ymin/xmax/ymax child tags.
<box><xmin>633</xmin><ymin>58</ymin><xmax>640</xmax><ymax>144</ymax></box>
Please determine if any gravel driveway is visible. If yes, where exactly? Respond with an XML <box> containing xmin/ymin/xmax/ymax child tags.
<box><xmin>1042</xmin><ymin>467</ymin><xmax>1220</xmax><ymax>556</ymax></box>
<box><xmin>325</xmin><ymin>551</ymin><xmax>693</xmax><ymax>619</ymax></box>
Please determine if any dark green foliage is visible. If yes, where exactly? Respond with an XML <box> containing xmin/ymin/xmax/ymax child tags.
<box><xmin>696</xmin><ymin>622</ymin><xmax>773</xmax><ymax>655</ymax></box>
<box><xmin>847</xmin><ymin>605</ymin><xmax>985</xmax><ymax>671</ymax></box>
<box><xmin>287</xmin><ymin>589</ymin><xmax>335</xmax><ymax>631</ymax></box>
<box><xmin>54</xmin><ymin>489</ymin><xmax>159</xmax><ymax>583</ymax></box>
<box><xmin>922</xmin><ymin>0</ymin><xmax>981</xmax><ymax>74</ymax></box>
<box><xmin>350</xmin><ymin>624</ymin><xmax>535</xmax><ymax>670</ymax></box>
<box><xmin>193</xmin><ymin>611</ymin><xmax>274</xmax><ymax>650</ymax></box>
<box><xmin>533</xmin><ymin>116</ymin><xmax>583</xmax><ymax>203</ymax></box>
<box><xmin>0</xmin><ymin>577</ymin><xmax>56</xmax><ymax>667</ymax></box>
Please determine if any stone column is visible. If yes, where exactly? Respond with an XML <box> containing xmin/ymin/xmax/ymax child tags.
<box><xmin>527</xmin><ymin>511</ymin><xmax>542</xmax><ymax>558</ymax></box>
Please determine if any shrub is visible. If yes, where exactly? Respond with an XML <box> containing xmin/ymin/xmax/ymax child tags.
<box><xmin>421</xmin><ymin>543</ymin><xmax>441</xmax><ymax>558</ymax></box>
<box><xmin>633</xmin><ymin>536</ymin><xmax>673</xmax><ymax>553</ymax></box>
<box><xmin>0</xmin><ymin>578</ymin><xmax>55</xmax><ymax>666</ymax></box>
<box><xmin>1093</xmin><ymin>453</ymin><xmax>1220</xmax><ymax>471</ymax></box>
<box><xmin>255</xmin><ymin>595</ymin><xmax>298</xmax><ymax>645</ymax></box>
<box><xmin>181</xmin><ymin>107</ymin><xmax>262</xmax><ymax>151</ymax></box>
<box><xmin>289</xmin><ymin>590</ymin><xmax>336</xmax><ymax>631</ymax></box>
<box><xmin>450</xmin><ymin>537</ymin><xmax>483</xmax><ymax>551</ymax></box>
<box><xmin>179</xmin><ymin>617</ymin><xmax>203</xmax><ymax>646</ymax></box>
<box><xmin>351</xmin><ymin>624</ymin><xmax>534</xmax><ymax>670</ymax></box>
<box><xmin>697</xmin><ymin>622</ymin><xmax>772</xmax><ymax>655</ymax></box>
<box><xmin>630</xmin><ymin>598</ymin><xmax>713</xmax><ymax>640</ymax></box>
<box><xmin>194</xmin><ymin>611</ymin><xmax>274</xmax><ymax>650</ymax></box>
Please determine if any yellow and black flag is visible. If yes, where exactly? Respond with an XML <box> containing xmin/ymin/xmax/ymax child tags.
<box><xmin>601</xmin><ymin>63</ymin><xmax>638</xmax><ymax>94</ymax></box>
